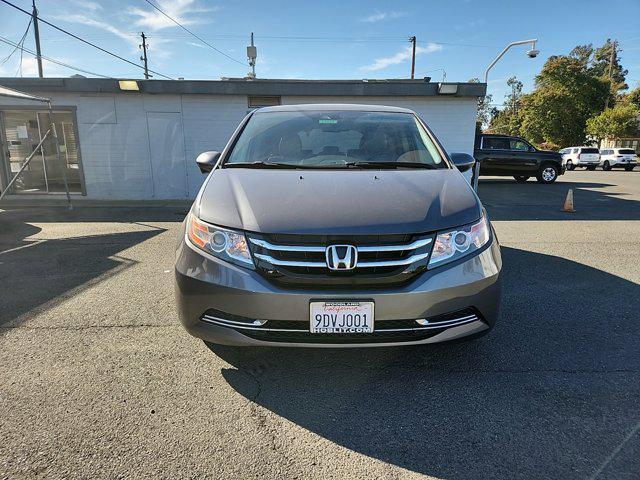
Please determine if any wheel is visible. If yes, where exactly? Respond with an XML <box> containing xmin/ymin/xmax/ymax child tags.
<box><xmin>603</xmin><ymin>161</ymin><xmax>612</xmax><ymax>171</ymax></box>
<box><xmin>586</xmin><ymin>165</ymin><xmax>596</xmax><ymax>171</ymax></box>
<box><xmin>536</xmin><ymin>164</ymin><xmax>559</xmax><ymax>184</ymax></box>
<box><xmin>625</xmin><ymin>166</ymin><xmax>635</xmax><ymax>171</ymax></box>
<box><xmin>513</xmin><ymin>175</ymin><xmax>530</xmax><ymax>183</ymax></box>
<box><xmin>566</xmin><ymin>160</ymin><xmax>574</xmax><ymax>170</ymax></box>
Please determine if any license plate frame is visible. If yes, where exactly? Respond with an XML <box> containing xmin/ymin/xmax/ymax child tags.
<box><xmin>309</xmin><ymin>301</ymin><xmax>374</xmax><ymax>334</ymax></box>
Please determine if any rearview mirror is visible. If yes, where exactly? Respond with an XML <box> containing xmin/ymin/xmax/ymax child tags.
<box><xmin>449</xmin><ymin>152</ymin><xmax>476</xmax><ymax>173</ymax></box>
<box><xmin>196</xmin><ymin>151</ymin><xmax>221</xmax><ymax>173</ymax></box>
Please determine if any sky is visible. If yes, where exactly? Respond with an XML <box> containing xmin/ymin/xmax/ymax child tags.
<box><xmin>1</xmin><ymin>0</ymin><xmax>639</xmax><ymax>106</ymax></box>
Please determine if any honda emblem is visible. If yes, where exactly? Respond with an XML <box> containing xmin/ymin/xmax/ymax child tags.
<box><xmin>325</xmin><ymin>245</ymin><xmax>358</xmax><ymax>270</ymax></box>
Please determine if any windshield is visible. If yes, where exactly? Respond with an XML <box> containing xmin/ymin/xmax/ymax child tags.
<box><xmin>581</xmin><ymin>148</ymin><xmax>599</xmax><ymax>153</ymax></box>
<box><xmin>619</xmin><ymin>149</ymin><xmax>636</xmax><ymax>154</ymax></box>
<box><xmin>224</xmin><ymin>110</ymin><xmax>446</xmax><ymax>168</ymax></box>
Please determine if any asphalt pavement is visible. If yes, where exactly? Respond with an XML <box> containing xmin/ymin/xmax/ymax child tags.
<box><xmin>0</xmin><ymin>169</ymin><xmax>639</xmax><ymax>479</ymax></box>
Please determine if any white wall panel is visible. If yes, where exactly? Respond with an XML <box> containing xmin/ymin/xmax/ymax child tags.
<box><xmin>180</xmin><ymin>95</ymin><xmax>248</xmax><ymax>197</ymax></box>
<box><xmin>146</xmin><ymin>112</ymin><xmax>187</xmax><ymax>199</ymax></box>
<box><xmin>76</xmin><ymin>95</ymin><xmax>117</xmax><ymax>124</ymax></box>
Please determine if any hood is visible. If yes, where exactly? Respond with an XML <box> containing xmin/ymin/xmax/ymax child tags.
<box><xmin>539</xmin><ymin>150</ymin><xmax>562</xmax><ymax>156</ymax></box>
<box><xmin>196</xmin><ymin>168</ymin><xmax>481</xmax><ymax>235</ymax></box>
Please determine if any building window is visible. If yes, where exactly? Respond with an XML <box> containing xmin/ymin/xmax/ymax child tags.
<box><xmin>248</xmin><ymin>96</ymin><xmax>281</xmax><ymax>108</ymax></box>
<box><xmin>1</xmin><ymin>109</ymin><xmax>84</xmax><ymax>194</ymax></box>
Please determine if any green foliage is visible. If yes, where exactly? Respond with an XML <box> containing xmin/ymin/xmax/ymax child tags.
<box><xmin>570</xmin><ymin>40</ymin><xmax>628</xmax><ymax>94</ymax></box>
<box><xmin>469</xmin><ymin>77</ymin><xmax>498</xmax><ymax>129</ymax></box>
<box><xmin>586</xmin><ymin>103</ymin><xmax>640</xmax><ymax>140</ymax></box>
<box><xmin>518</xmin><ymin>56</ymin><xmax>609</xmax><ymax>146</ymax></box>
<box><xmin>624</xmin><ymin>87</ymin><xmax>640</xmax><ymax>109</ymax></box>
<box><xmin>486</xmin><ymin>76</ymin><xmax>524</xmax><ymax>135</ymax></box>
<box><xmin>592</xmin><ymin>40</ymin><xmax>628</xmax><ymax>91</ymax></box>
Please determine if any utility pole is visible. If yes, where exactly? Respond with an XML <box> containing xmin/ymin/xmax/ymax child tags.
<box><xmin>409</xmin><ymin>36</ymin><xmax>416</xmax><ymax>79</ymax></box>
<box><xmin>140</xmin><ymin>32</ymin><xmax>150</xmax><ymax>79</ymax></box>
<box><xmin>32</xmin><ymin>0</ymin><xmax>43</xmax><ymax>78</ymax></box>
<box><xmin>604</xmin><ymin>40</ymin><xmax>617</xmax><ymax>109</ymax></box>
<box><xmin>247</xmin><ymin>32</ymin><xmax>257</xmax><ymax>79</ymax></box>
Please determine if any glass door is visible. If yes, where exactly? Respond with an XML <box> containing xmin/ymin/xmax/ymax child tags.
<box><xmin>1</xmin><ymin>110</ymin><xmax>48</xmax><ymax>193</ymax></box>
<box><xmin>0</xmin><ymin>110</ymin><xmax>83</xmax><ymax>194</ymax></box>
<box><xmin>36</xmin><ymin>111</ymin><xmax>82</xmax><ymax>193</ymax></box>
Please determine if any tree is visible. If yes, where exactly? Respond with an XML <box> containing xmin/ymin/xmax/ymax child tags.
<box><xmin>592</xmin><ymin>39</ymin><xmax>628</xmax><ymax>91</ymax></box>
<box><xmin>518</xmin><ymin>56</ymin><xmax>609</xmax><ymax>147</ymax></box>
<box><xmin>624</xmin><ymin>87</ymin><xmax>640</xmax><ymax>109</ymax></box>
<box><xmin>469</xmin><ymin>77</ymin><xmax>498</xmax><ymax>130</ymax></box>
<box><xmin>487</xmin><ymin>77</ymin><xmax>524</xmax><ymax>135</ymax></box>
<box><xmin>505</xmin><ymin>76</ymin><xmax>524</xmax><ymax>113</ymax></box>
<box><xmin>586</xmin><ymin>103</ymin><xmax>640</xmax><ymax>141</ymax></box>
<box><xmin>569</xmin><ymin>44</ymin><xmax>593</xmax><ymax>67</ymax></box>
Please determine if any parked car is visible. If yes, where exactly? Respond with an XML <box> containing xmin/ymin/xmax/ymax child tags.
<box><xmin>560</xmin><ymin>147</ymin><xmax>600</xmax><ymax>170</ymax></box>
<box><xmin>599</xmin><ymin>148</ymin><xmax>638</xmax><ymax>171</ymax></box>
<box><xmin>175</xmin><ymin>104</ymin><xmax>502</xmax><ymax>348</ymax></box>
<box><xmin>474</xmin><ymin>134</ymin><xmax>565</xmax><ymax>184</ymax></box>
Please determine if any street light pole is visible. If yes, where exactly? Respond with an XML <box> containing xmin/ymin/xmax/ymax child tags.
<box><xmin>484</xmin><ymin>39</ymin><xmax>538</xmax><ymax>83</ymax></box>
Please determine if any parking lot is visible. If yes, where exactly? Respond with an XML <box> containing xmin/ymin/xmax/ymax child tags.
<box><xmin>1</xmin><ymin>169</ymin><xmax>639</xmax><ymax>479</ymax></box>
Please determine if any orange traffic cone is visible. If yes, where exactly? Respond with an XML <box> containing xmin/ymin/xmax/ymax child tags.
<box><xmin>562</xmin><ymin>189</ymin><xmax>575</xmax><ymax>212</ymax></box>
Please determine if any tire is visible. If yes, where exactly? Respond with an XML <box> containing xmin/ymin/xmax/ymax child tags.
<box><xmin>603</xmin><ymin>161</ymin><xmax>612</xmax><ymax>171</ymax></box>
<box><xmin>513</xmin><ymin>175</ymin><xmax>530</xmax><ymax>183</ymax></box>
<box><xmin>586</xmin><ymin>165</ymin><xmax>596</xmax><ymax>171</ymax></box>
<box><xmin>536</xmin><ymin>164</ymin><xmax>559</xmax><ymax>184</ymax></box>
<box><xmin>566</xmin><ymin>160</ymin><xmax>574</xmax><ymax>171</ymax></box>
<box><xmin>625</xmin><ymin>166</ymin><xmax>635</xmax><ymax>171</ymax></box>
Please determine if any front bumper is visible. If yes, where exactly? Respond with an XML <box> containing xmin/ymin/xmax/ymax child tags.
<box><xmin>175</xmin><ymin>235</ymin><xmax>502</xmax><ymax>347</ymax></box>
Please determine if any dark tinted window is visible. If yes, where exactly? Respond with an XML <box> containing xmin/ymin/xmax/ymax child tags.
<box><xmin>510</xmin><ymin>139</ymin><xmax>531</xmax><ymax>151</ymax></box>
<box><xmin>226</xmin><ymin>111</ymin><xmax>445</xmax><ymax>167</ymax></box>
<box><xmin>483</xmin><ymin>137</ymin><xmax>510</xmax><ymax>150</ymax></box>
<box><xmin>581</xmin><ymin>148</ymin><xmax>599</xmax><ymax>153</ymax></box>
<box><xmin>619</xmin><ymin>149</ymin><xmax>635</xmax><ymax>154</ymax></box>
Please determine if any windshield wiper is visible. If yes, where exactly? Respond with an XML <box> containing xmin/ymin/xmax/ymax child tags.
<box><xmin>223</xmin><ymin>161</ymin><xmax>306</xmax><ymax>169</ymax></box>
<box><xmin>343</xmin><ymin>161</ymin><xmax>436</xmax><ymax>169</ymax></box>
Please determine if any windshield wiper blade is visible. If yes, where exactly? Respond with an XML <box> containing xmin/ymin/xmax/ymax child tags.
<box><xmin>223</xmin><ymin>161</ymin><xmax>305</xmax><ymax>169</ymax></box>
<box><xmin>343</xmin><ymin>161</ymin><xmax>436</xmax><ymax>169</ymax></box>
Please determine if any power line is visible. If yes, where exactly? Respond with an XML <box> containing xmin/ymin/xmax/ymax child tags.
<box><xmin>1</xmin><ymin>17</ymin><xmax>31</xmax><ymax>65</ymax></box>
<box><xmin>140</xmin><ymin>0</ymin><xmax>246</xmax><ymax>66</ymax></box>
<box><xmin>0</xmin><ymin>0</ymin><xmax>174</xmax><ymax>79</ymax></box>
<box><xmin>0</xmin><ymin>35</ymin><xmax>112</xmax><ymax>78</ymax></box>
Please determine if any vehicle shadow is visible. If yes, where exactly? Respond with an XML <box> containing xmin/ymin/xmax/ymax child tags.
<box><xmin>0</xmin><ymin>207</ymin><xmax>172</xmax><ymax>327</ymax></box>
<box><xmin>478</xmin><ymin>178</ymin><xmax>640</xmax><ymax>221</ymax></box>
<box><xmin>209</xmin><ymin>247</ymin><xmax>640</xmax><ymax>479</ymax></box>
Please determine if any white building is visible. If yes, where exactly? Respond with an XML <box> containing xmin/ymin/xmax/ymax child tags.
<box><xmin>0</xmin><ymin>78</ymin><xmax>485</xmax><ymax>200</ymax></box>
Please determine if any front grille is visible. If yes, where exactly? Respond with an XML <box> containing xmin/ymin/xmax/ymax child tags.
<box><xmin>247</xmin><ymin>232</ymin><xmax>434</xmax><ymax>287</ymax></box>
<box><xmin>200</xmin><ymin>308</ymin><xmax>483</xmax><ymax>344</ymax></box>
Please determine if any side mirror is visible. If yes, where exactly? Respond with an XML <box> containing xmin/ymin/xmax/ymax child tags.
<box><xmin>196</xmin><ymin>151</ymin><xmax>221</xmax><ymax>173</ymax></box>
<box><xmin>449</xmin><ymin>152</ymin><xmax>476</xmax><ymax>173</ymax></box>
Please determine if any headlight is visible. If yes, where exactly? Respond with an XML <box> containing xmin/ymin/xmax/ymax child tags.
<box><xmin>186</xmin><ymin>213</ymin><xmax>254</xmax><ymax>268</ymax></box>
<box><xmin>428</xmin><ymin>215</ymin><xmax>490</xmax><ymax>268</ymax></box>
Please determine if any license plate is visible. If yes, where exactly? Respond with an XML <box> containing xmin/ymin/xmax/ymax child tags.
<box><xmin>310</xmin><ymin>301</ymin><xmax>374</xmax><ymax>334</ymax></box>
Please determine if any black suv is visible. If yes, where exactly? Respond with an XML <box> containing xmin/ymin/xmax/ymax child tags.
<box><xmin>474</xmin><ymin>134</ymin><xmax>565</xmax><ymax>184</ymax></box>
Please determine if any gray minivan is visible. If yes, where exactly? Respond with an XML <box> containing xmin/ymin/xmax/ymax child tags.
<box><xmin>174</xmin><ymin>104</ymin><xmax>502</xmax><ymax>347</ymax></box>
